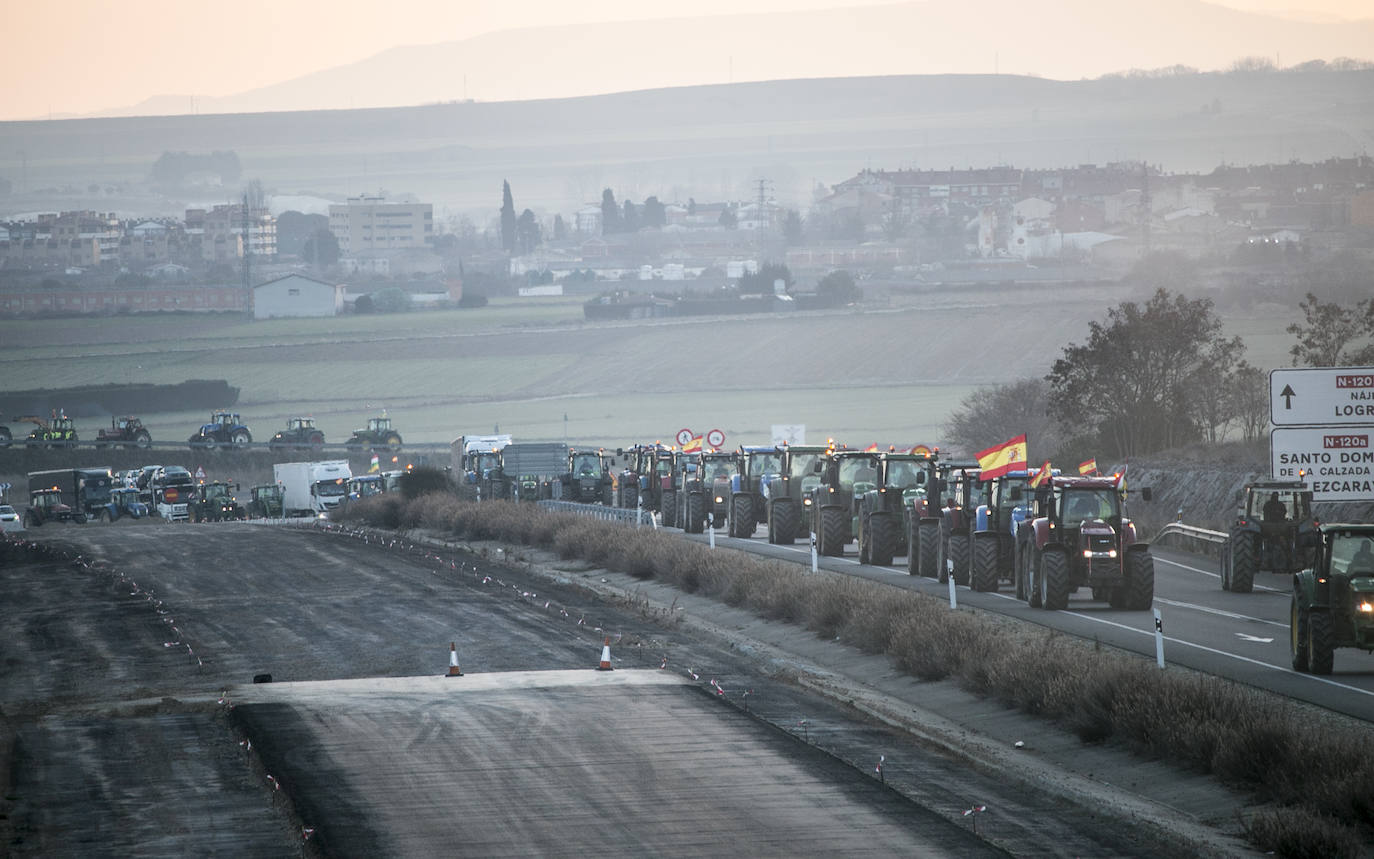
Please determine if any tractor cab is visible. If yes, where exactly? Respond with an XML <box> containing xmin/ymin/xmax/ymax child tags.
<box><xmin>368</xmin><ymin>416</ymin><xmax>392</xmax><ymax>434</ymax></box>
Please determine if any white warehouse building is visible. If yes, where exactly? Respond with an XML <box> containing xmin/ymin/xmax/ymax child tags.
<box><xmin>253</xmin><ymin>274</ymin><xmax>344</xmax><ymax>319</ymax></box>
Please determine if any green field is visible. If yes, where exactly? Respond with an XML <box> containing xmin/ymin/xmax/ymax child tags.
<box><xmin>0</xmin><ymin>288</ymin><xmax>1298</xmax><ymax>453</ymax></box>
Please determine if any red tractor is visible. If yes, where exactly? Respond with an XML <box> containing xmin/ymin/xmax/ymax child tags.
<box><xmin>1014</xmin><ymin>475</ymin><xmax>1155</xmax><ymax>610</ymax></box>
<box><xmin>938</xmin><ymin>464</ymin><xmax>985</xmax><ymax>586</ymax></box>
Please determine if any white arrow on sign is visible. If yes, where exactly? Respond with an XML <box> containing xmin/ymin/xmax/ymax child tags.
<box><xmin>1234</xmin><ymin>633</ymin><xmax>1274</xmax><ymax>643</ymax></box>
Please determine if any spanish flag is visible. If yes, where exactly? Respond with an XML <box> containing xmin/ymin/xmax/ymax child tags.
<box><xmin>974</xmin><ymin>434</ymin><xmax>1027</xmax><ymax>481</ymax></box>
<box><xmin>369</xmin><ymin>454</ymin><xmax>380</xmax><ymax>473</ymax></box>
<box><xmin>1078</xmin><ymin>458</ymin><xmax>1098</xmax><ymax>476</ymax></box>
<box><xmin>682</xmin><ymin>435</ymin><xmax>703</xmax><ymax>454</ymax></box>
<box><xmin>1029</xmin><ymin>460</ymin><xmax>1052</xmax><ymax>488</ymax></box>
<box><xmin>864</xmin><ymin>443</ymin><xmax>879</xmax><ymax>453</ymax></box>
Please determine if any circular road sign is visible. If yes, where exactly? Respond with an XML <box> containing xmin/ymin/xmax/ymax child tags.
<box><xmin>706</xmin><ymin>428</ymin><xmax>726</xmax><ymax>448</ymax></box>
<box><xmin>676</xmin><ymin>428</ymin><xmax>694</xmax><ymax>447</ymax></box>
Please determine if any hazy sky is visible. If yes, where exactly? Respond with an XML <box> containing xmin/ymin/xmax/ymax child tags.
<box><xmin>3</xmin><ymin>0</ymin><xmax>1368</xmax><ymax>121</ymax></box>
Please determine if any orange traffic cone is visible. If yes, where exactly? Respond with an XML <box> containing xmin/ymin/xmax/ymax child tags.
<box><xmin>596</xmin><ymin>636</ymin><xmax>613</xmax><ymax>671</ymax></box>
<box><xmin>447</xmin><ymin>642</ymin><xmax>463</xmax><ymax>677</ymax></box>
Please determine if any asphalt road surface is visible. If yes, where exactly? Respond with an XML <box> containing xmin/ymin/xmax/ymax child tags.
<box><xmin>3</xmin><ymin>521</ymin><xmax>1176</xmax><ymax>857</ymax></box>
<box><xmin>686</xmin><ymin>524</ymin><xmax>1374</xmax><ymax>722</ymax></box>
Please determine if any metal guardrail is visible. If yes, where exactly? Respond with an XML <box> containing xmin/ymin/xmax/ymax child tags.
<box><xmin>1151</xmin><ymin>521</ymin><xmax>1228</xmax><ymax>558</ymax></box>
<box><xmin>538</xmin><ymin>499</ymin><xmax>656</xmax><ymax>528</ymax></box>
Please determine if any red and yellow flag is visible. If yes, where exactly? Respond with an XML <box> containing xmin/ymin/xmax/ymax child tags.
<box><xmin>682</xmin><ymin>435</ymin><xmax>703</xmax><ymax>454</ymax></box>
<box><xmin>863</xmin><ymin>443</ymin><xmax>879</xmax><ymax>453</ymax></box>
<box><xmin>974</xmin><ymin>434</ymin><xmax>1027</xmax><ymax>481</ymax></box>
<box><xmin>1078</xmin><ymin>458</ymin><xmax>1098</xmax><ymax>476</ymax></box>
<box><xmin>1029</xmin><ymin>460</ymin><xmax>1052</xmax><ymax>488</ymax></box>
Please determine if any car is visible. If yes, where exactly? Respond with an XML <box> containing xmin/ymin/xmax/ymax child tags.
<box><xmin>0</xmin><ymin>504</ymin><xmax>25</xmax><ymax>532</ymax></box>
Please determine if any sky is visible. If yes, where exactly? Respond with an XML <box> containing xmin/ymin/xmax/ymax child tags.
<box><xmin>2</xmin><ymin>0</ymin><xmax>1369</xmax><ymax>121</ymax></box>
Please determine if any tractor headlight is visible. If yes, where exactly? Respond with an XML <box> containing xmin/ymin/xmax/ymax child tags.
<box><xmin>714</xmin><ymin>495</ymin><xmax>724</xmax><ymax>504</ymax></box>
<box><xmin>1359</xmin><ymin>601</ymin><xmax>1373</xmax><ymax>613</ymax></box>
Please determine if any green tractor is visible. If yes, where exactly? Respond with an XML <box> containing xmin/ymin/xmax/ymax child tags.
<box><xmin>1221</xmin><ymin>480</ymin><xmax>1317</xmax><ymax>594</ymax></box>
<box><xmin>563</xmin><ymin>448</ymin><xmax>615</xmax><ymax>505</ymax></box>
<box><xmin>810</xmin><ymin>448</ymin><xmax>882</xmax><ymax>557</ymax></box>
<box><xmin>346</xmin><ymin>415</ymin><xmax>403</xmax><ymax>453</ymax></box>
<box><xmin>854</xmin><ymin>451</ymin><xmax>938</xmax><ymax>566</ymax></box>
<box><xmin>189</xmin><ymin>481</ymin><xmax>245</xmax><ymax>522</ymax></box>
<box><xmin>676</xmin><ymin>450</ymin><xmax>740</xmax><ymax>534</ymax></box>
<box><xmin>1291</xmin><ymin>523</ymin><xmax>1374</xmax><ymax>675</ymax></box>
<box><xmin>246</xmin><ymin>484</ymin><xmax>285</xmax><ymax>519</ymax></box>
<box><xmin>21</xmin><ymin>412</ymin><xmax>79</xmax><ymax>448</ymax></box>
<box><xmin>764</xmin><ymin>444</ymin><xmax>830</xmax><ymax>545</ymax></box>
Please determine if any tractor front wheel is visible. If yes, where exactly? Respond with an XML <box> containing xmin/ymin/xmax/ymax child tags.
<box><xmin>1290</xmin><ymin>595</ymin><xmax>1310</xmax><ymax>672</ymax></box>
<box><xmin>1229</xmin><ymin>531</ymin><xmax>1257</xmax><ymax>594</ymax></box>
<box><xmin>971</xmin><ymin>532</ymin><xmax>1000</xmax><ymax>592</ymax></box>
<box><xmin>730</xmin><ymin>494</ymin><xmax>754</xmax><ymax>538</ymax></box>
<box><xmin>1308</xmin><ymin>610</ymin><xmax>1335</xmax><ymax>675</ymax></box>
<box><xmin>684</xmin><ymin>492</ymin><xmax>705</xmax><ymax>534</ymax></box>
<box><xmin>819</xmin><ymin>507</ymin><xmax>846</xmax><ymax>557</ymax></box>
<box><xmin>1124</xmin><ymin>548</ymin><xmax>1155</xmax><ymax>610</ymax></box>
<box><xmin>769</xmin><ymin>498</ymin><xmax>798</xmax><ymax>545</ymax></box>
<box><xmin>1039</xmin><ymin>548</ymin><xmax>1070</xmax><ymax>610</ymax></box>
<box><xmin>661</xmin><ymin>490</ymin><xmax>677</xmax><ymax>529</ymax></box>
<box><xmin>869</xmin><ymin>512</ymin><xmax>897</xmax><ymax>566</ymax></box>
<box><xmin>918</xmin><ymin>521</ymin><xmax>940</xmax><ymax>578</ymax></box>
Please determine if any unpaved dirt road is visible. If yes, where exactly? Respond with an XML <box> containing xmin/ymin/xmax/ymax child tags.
<box><xmin>3</xmin><ymin>521</ymin><xmax>1246</xmax><ymax>856</ymax></box>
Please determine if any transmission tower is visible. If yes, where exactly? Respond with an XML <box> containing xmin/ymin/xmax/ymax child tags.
<box><xmin>755</xmin><ymin>178</ymin><xmax>774</xmax><ymax>231</ymax></box>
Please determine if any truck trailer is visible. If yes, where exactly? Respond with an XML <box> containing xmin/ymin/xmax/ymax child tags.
<box><xmin>274</xmin><ymin>460</ymin><xmax>352</xmax><ymax>517</ymax></box>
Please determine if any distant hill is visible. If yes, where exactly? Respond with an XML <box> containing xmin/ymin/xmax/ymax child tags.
<box><xmin>76</xmin><ymin>0</ymin><xmax>1374</xmax><ymax>118</ymax></box>
<box><xmin>2</xmin><ymin>68</ymin><xmax>1372</xmax><ymax>216</ymax></box>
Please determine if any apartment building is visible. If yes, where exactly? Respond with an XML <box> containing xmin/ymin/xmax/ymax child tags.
<box><xmin>329</xmin><ymin>195</ymin><xmax>434</xmax><ymax>253</ymax></box>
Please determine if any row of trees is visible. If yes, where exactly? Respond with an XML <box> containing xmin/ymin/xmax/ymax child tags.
<box><xmin>947</xmin><ymin>277</ymin><xmax>1374</xmax><ymax>462</ymax></box>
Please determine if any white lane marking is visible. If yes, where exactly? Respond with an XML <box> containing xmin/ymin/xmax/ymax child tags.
<box><xmin>1036</xmin><ymin>609</ymin><xmax>1374</xmax><ymax>700</ymax></box>
<box><xmin>1153</xmin><ymin>596</ymin><xmax>1287</xmax><ymax>628</ymax></box>
<box><xmin>1236</xmin><ymin>633</ymin><xmax>1275</xmax><ymax>643</ymax></box>
<box><xmin>1154</xmin><ymin>555</ymin><xmax>1286</xmax><ymax>594</ymax></box>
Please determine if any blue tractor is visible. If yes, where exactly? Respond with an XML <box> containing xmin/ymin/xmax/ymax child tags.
<box><xmin>189</xmin><ymin>411</ymin><xmax>252</xmax><ymax>449</ymax></box>
<box><xmin>730</xmin><ymin>445</ymin><xmax>784</xmax><ymax>538</ymax></box>
<box><xmin>971</xmin><ymin>469</ymin><xmax>1055</xmax><ymax>593</ymax></box>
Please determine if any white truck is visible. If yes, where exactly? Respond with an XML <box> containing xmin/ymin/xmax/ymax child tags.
<box><xmin>274</xmin><ymin>460</ymin><xmax>352</xmax><ymax>518</ymax></box>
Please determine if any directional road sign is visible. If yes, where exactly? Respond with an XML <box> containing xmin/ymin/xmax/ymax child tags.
<box><xmin>1270</xmin><ymin>367</ymin><xmax>1374</xmax><ymax>426</ymax></box>
<box><xmin>1271</xmin><ymin>426</ymin><xmax>1374</xmax><ymax>502</ymax></box>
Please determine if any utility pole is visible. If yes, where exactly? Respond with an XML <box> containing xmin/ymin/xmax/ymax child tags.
<box><xmin>1140</xmin><ymin>163</ymin><xmax>1152</xmax><ymax>256</ymax></box>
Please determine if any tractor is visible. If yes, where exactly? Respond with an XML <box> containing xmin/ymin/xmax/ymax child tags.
<box><xmin>676</xmin><ymin>450</ymin><xmax>740</xmax><ymax>534</ymax></box>
<box><xmin>24</xmin><ymin>488</ymin><xmax>87</xmax><ymax>527</ymax></box>
<box><xmin>0</xmin><ymin>413</ymin><xmax>11</xmax><ymax>447</ymax></box>
<box><xmin>617</xmin><ymin>444</ymin><xmax>677</xmax><ymax>523</ymax></box>
<box><xmin>246</xmin><ymin>484</ymin><xmax>285</xmax><ymax>519</ymax></box>
<box><xmin>346</xmin><ymin>415</ymin><xmax>403</xmax><ymax>452</ymax></box>
<box><xmin>104</xmin><ymin>487</ymin><xmax>150</xmax><ymax>521</ymax></box>
<box><xmin>563</xmin><ymin>448</ymin><xmax>614</xmax><ymax>506</ymax></box>
<box><xmin>1290</xmin><ymin>523</ymin><xmax>1374</xmax><ymax>675</ymax></box>
<box><xmin>854</xmin><ymin>451</ymin><xmax>938</xmax><ymax>566</ymax></box>
<box><xmin>96</xmin><ymin>415</ymin><xmax>153</xmax><ymax>449</ymax></box>
<box><xmin>764</xmin><ymin>444</ymin><xmax>829</xmax><ymax>545</ymax></box>
<box><xmin>189</xmin><ymin>411</ymin><xmax>252</xmax><ymax>449</ymax></box>
<box><xmin>905</xmin><ymin>454</ymin><xmax>954</xmax><ymax>579</ymax></box>
<box><xmin>809</xmin><ymin>448</ymin><xmax>883</xmax><ymax>557</ymax></box>
<box><xmin>21</xmin><ymin>412</ymin><xmax>79</xmax><ymax>448</ymax></box>
<box><xmin>729</xmin><ymin>446</ymin><xmax>784</xmax><ymax>538</ymax></box>
<box><xmin>971</xmin><ymin>469</ymin><xmax>1055</xmax><ymax>594</ymax></box>
<box><xmin>937</xmin><ymin>464</ymin><xmax>986</xmax><ymax>585</ymax></box>
<box><xmin>1220</xmin><ymin>480</ymin><xmax>1317</xmax><ymax>594</ymax></box>
<box><xmin>189</xmin><ymin>481</ymin><xmax>245</xmax><ymax>522</ymax></box>
<box><xmin>1014</xmin><ymin>475</ymin><xmax>1154</xmax><ymax>611</ymax></box>
<box><xmin>270</xmin><ymin>417</ymin><xmax>326</xmax><ymax>451</ymax></box>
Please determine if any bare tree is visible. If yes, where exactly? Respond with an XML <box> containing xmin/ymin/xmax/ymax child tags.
<box><xmin>944</xmin><ymin>377</ymin><xmax>1066</xmax><ymax>461</ymax></box>
<box><xmin>1287</xmin><ymin>292</ymin><xmax>1374</xmax><ymax>366</ymax></box>
<box><xmin>1228</xmin><ymin>361</ymin><xmax>1269</xmax><ymax>442</ymax></box>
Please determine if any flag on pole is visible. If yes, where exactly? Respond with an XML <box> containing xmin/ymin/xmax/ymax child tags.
<box><xmin>369</xmin><ymin>454</ymin><xmax>380</xmax><ymax>473</ymax></box>
<box><xmin>864</xmin><ymin>443</ymin><xmax>879</xmax><ymax>453</ymax></box>
<box><xmin>682</xmin><ymin>435</ymin><xmax>703</xmax><ymax>454</ymax></box>
<box><xmin>1115</xmin><ymin>464</ymin><xmax>1128</xmax><ymax>492</ymax></box>
<box><xmin>974</xmin><ymin>434</ymin><xmax>1027</xmax><ymax>481</ymax></box>
<box><xmin>1078</xmin><ymin>458</ymin><xmax>1098</xmax><ymax>476</ymax></box>
<box><xmin>1029</xmin><ymin>460</ymin><xmax>1052</xmax><ymax>488</ymax></box>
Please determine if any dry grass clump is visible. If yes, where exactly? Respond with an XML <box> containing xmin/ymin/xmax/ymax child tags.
<box><xmin>339</xmin><ymin>494</ymin><xmax>1373</xmax><ymax>856</ymax></box>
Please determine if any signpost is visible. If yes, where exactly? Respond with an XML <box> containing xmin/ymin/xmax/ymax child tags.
<box><xmin>1270</xmin><ymin>427</ymin><xmax>1374</xmax><ymax>502</ymax></box>
<box><xmin>706</xmin><ymin>428</ymin><xmax>725</xmax><ymax>449</ymax></box>
<box><xmin>1270</xmin><ymin>367</ymin><xmax>1374</xmax><ymax>426</ymax></box>
<box><xmin>676</xmin><ymin>428</ymin><xmax>693</xmax><ymax>447</ymax></box>
<box><xmin>1269</xmin><ymin>367</ymin><xmax>1374</xmax><ymax>503</ymax></box>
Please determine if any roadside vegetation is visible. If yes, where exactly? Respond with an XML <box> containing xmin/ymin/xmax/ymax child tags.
<box><xmin>341</xmin><ymin>490</ymin><xmax>1370</xmax><ymax>858</ymax></box>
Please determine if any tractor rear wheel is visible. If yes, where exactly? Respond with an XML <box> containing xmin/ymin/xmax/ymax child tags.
<box><xmin>309</xmin><ymin>432</ymin><xmax>325</xmax><ymax>451</ymax></box>
<box><xmin>918</xmin><ymin>521</ymin><xmax>940</xmax><ymax>578</ymax></box>
<box><xmin>947</xmin><ymin>534</ymin><xmax>970</xmax><ymax>586</ymax></box>
<box><xmin>383</xmin><ymin>433</ymin><xmax>402</xmax><ymax>451</ymax></box>
<box><xmin>971</xmin><ymin>532</ymin><xmax>1000</xmax><ymax>592</ymax></box>
<box><xmin>1290</xmin><ymin>596</ymin><xmax>1310</xmax><ymax>672</ymax></box>
<box><xmin>869</xmin><ymin>512</ymin><xmax>896</xmax><ymax>566</ymax></box>
<box><xmin>134</xmin><ymin>430</ymin><xmax>152</xmax><ymax>449</ymax></box>
<box><xmin>661</xmin><ymin>490</ymin><xmax>677</xmax><ymax>528</ymax></box>
<box><xmin>1229</xmin><ymin>530</ymin><xmax>1256</xmax><ymax>594</ymax></box>
<box><xmin>858</xmin><ymin>515</ymin><xmax>872</xmax><ymax>564</ymax></box>
<box><xmin>907</xmin><ymin>519</ymin><xmax>921</xmax><ymax>575</ymax></box>
<box><xmin>25</xmin><ymin>509</ymin><xmax>42</xmax><ymax>528</ymax></box>
<box><xmin>1124</xmin><ymin>548</ymin><xmax>1155</xmax><ymax>610</ymax></box>
<box><xmin>231</xmin><ymin>430</ymin><xmax>251</xmax><ymax>447</ymax></box>
<box><xmin>730</xmin><ymin>494</ymin><xmax>754</xmax><ymax>538</ymax></box>
<box><xmin>685</xmin><ymin>492</ymin><xmax>705</xmax><ymax>534</ymax></box>
<box><xmin>819</xmin><ymin>507</ymin><xmax>847</xmax><ymax>557</ymax></box>
<box><xmin>1039</xmin><ymin>548</ymin><xmax>1070</xmax><ymax>610</ymax></box>
<box><xmin>0</xmin><ymin>426</ymin><xmax>10</xmax><ymax>447</ymax></box>
<box><xmin>1308</xmin><ymin>611</ymin><xmax>1335</xmax><ymax>675</ymax></box>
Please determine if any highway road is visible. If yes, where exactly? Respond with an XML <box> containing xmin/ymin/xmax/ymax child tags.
<box><xmin>6</xmin><ymin>522</ymin><xmax>1174</xmax><ymax>857</ymax></box>
<box><xmin>675</xmin><ymin>525</ymin><xmax>1374</xmax><ymax>723</ymax></box>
